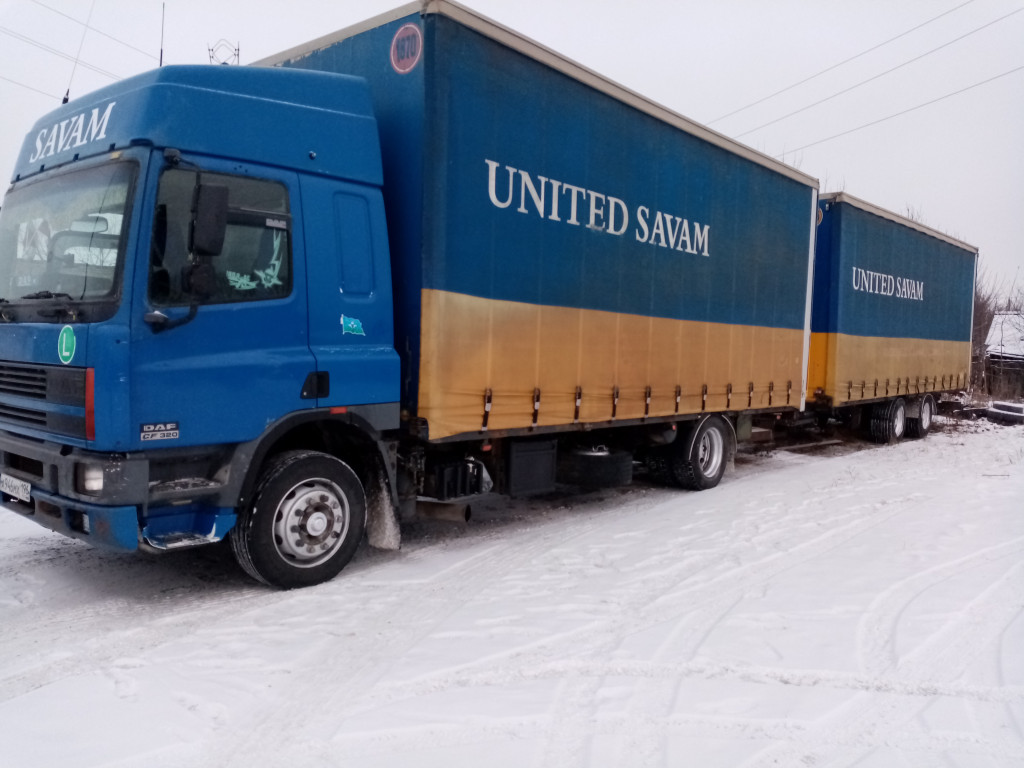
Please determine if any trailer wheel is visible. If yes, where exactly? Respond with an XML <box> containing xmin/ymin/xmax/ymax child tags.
<box><xmin>670</xmin><ymin>416</ymin><xmax>730</xmax><ymax>490</ymax></box>
<box><xmin>869</xmin><ymin>398</ymin><xmax>907</xmax><ymax>444</ymax></box>
<box><xmin>230</xmin><ymin>450</ymin><xmax>366</xmax><ymax>588</ymax></box>
<box><xmin>906</xmin><ymin>394</ymin><xmax>935</xmax><ymax>439</ymax></box>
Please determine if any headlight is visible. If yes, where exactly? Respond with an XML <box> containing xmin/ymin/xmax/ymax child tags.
<box><xmin>75</xmin><ymin>464</ymin><xmax>105</xmax><ymax>494</ymax></box>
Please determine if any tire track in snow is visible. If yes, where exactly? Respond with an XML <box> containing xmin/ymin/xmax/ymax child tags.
<box><xmin>308</xmin><ymin>662</ymin><xmax>1024</xmax><ymax>764</ymax></box>
<box><xmin>484</xmin><ymin>492</ymin><xmax>900</xmax><ymax>766</ymax></box>
<box><xmin>330</xmin><ymin>426</ymin><xmax>1024</xmax><ymax>765</ymax></box>
<box><xmin>301</xmin><ymin>435</ymin><xmax>1003</xmax><ymax>763</ymax></box>
<box><xmin>858</xmin><ymin>534</ymin><xmax>1024</xmax><ymax>678</ymax></box>
<box><xmin>993</xmin><ymin>605</ymin><xmax>1024</xmax><ymax>744</ymax></box>
<box><xmin>0</xmin><ymin>545</ymin><xmax>274</xmax><ymax>703</ymax></box>
<box><xmin>528</xmin><ymin>484</ymin><xmax>823</xmax><ymax>764</ymax></box>
<box><xmin>724</xmin><ymin>429</ymin><xmax>1024</xmax><ymax>765</ymax></box>
<box><xmin>300</xmin><ymin>485</ymin><xmax>918</xmax><ymax>763</ymax></box>
<box><xmin>205</xmin><ymin>503</ymin><xmax>630</xmax><ymax>768</ymax></box>
<box><xmin>539</xmin><ymin>488</ymin><xmax>914</xmax><ymax>767</ymax></box>
<box><xmin>740</xmin><ymin>555</ymin><xmax>1024</xmax><ymax>766</ymax></box>
<box><xmin>579</xmin><ymin>446</ymin><xmax>942</xmax><ymax>762</ymax></box>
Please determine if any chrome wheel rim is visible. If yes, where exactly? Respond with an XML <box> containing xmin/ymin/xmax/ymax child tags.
<box><xmin>272</xmin><ymin>477</ymin><xmax>351</xmax><ymax>568</ymax></box>
<box><xmin>893</xmin><ymin>402</ymin><xmax>906</xmax><ymax>438</ymax></box>
<box><xmin>698</xmin><ymin>428</ymin><xmax>724</xmax><ymax>478</ymax></box>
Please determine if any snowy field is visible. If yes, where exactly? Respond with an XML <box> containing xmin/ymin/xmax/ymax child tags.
<box><xmin>1</xmin><ymin>418</ymin><xmax>1022</xmax><ymax>768</ymax></box>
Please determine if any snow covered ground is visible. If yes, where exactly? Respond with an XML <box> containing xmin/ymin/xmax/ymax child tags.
<box><xmin>1</xmin><ymin>417</ymin><xmax>1022</xmax><ymax>768</ymax></box>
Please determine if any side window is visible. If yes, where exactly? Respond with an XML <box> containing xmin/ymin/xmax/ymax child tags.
<box><xmin>149</xmin><ymin>169</ymin><xmax>292</xmax><ymax>306</ymax></box>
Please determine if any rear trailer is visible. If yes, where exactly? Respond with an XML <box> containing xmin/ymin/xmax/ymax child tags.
<box><xmin>808</xmin><ymin>193</ymin><xmax>978</xmax><ymax>441</ymax></box>
<box><xmin>264</xmin><ymin>1</ymin><xmax>820</xmax><ymax>453</ymax></box>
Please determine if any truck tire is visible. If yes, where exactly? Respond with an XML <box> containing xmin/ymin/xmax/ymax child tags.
<box><xmin>869</xmin><ymin>398</ymin><xmax>906</xmax><ymax>444</ymax></box>
<box><xmin>670</xmin><ymin>415</ymin><xmax>730</xmax><ymax>491</ymax></box>
<box><xmin>230</xmin><ymin>450</ymin><xmax>366</xmax><ymax>588</ymax></box>
<box><xmin>906</xmin><ymin>394</ymin><xmax>935</xmax><ymax>439</ymax></box>
<box><xmin>986</xmin><ymin>401</ymin><xmax>1024</xmax><ymax>425</ymax></box>
<box><xmin>557</xmin><ymin>447</ymin><xmax>633</xmax><ymax>489</ymax></box>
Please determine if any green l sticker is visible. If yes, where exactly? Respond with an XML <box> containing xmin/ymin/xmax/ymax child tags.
<box><xmin>58</xmin><ymin>325</ymin><xmax>76</xmax><ymax>365</ymax></box>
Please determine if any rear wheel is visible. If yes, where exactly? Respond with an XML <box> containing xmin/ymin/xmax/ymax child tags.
<box><xmin>669</xmin><ymin>416</ymin><xmax>731</xmax><ymax>490</ymax></box>
<box><xmin>907</xmin><ymin>394</ymin><xmax>935</xmax><ymax>439</ymax></box>
<box><xmin>230</xmin><ymin>450</ymin><xmax>366</xmax><ymax>588</ymax></box>
<box><xmin>869</xmin><ymin>398</ymin><xmax>906</xmax><ymax>444</ymax></box>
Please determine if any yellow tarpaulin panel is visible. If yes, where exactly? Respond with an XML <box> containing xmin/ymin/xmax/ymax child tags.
<box><xmin>419</xmin><ymin>289</ymin><xmax>806</xmax><ymax>440</ymax></box>
<box><xmin>806</xmin><ymin>332</ymin><xmax>970</xmax><ymax>404</ymax></box>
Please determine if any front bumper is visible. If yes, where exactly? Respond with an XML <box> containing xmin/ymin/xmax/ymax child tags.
<box><xmin>1</xmin><ymin>487</ymin><xmax>140</xmax><ymax>550</ymax></box>
<box><xmin>0</xmin><ymin>428</ymin><xmax>238</xmax><ymax>552</ymax></box>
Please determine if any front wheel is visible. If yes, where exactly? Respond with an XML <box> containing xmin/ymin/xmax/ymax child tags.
<box><xmin>230</xmin><ymin>450</ymin><xmax>366</xmax><ymax>588</ymax></box>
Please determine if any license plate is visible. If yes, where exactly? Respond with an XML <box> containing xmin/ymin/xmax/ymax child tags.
<box><xmin>0</xmin><ymin>473</ymin><xmax>31</xmax><ymax>503</ymax></box>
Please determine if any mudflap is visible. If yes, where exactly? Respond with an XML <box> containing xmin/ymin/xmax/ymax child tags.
<box><xmin>365</xmin><ymin>469</ymin><xmax>401</xmax><ymax>551</ymax></box>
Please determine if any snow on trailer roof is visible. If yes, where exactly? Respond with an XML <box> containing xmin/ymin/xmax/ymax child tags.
<box><xmin>253</xmin><ymin>0</ymin><xmax>819</xmax><ymax>190</ymax></box>
<box><xmin>820</xmin><ymin>192</ymin><xmax>979</xmax><ymax>254</ymax></box>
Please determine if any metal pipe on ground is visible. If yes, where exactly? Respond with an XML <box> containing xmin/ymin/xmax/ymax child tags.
<box><xmin>416</xmin><ymin>501</ymin><xmax>472</xmax><ymax>523</ymax></box>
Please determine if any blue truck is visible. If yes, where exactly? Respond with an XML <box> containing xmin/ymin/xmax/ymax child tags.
<box><xmin>0</xmin><ymin>2</ymin><xmax>970</xmax><ymax>588</ymax></box>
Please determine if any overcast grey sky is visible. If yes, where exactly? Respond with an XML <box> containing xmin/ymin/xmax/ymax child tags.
<box><xmin>1</xmin><ymin>0</ymin><xmax>1021</xmax><ymax>294</ymax></box>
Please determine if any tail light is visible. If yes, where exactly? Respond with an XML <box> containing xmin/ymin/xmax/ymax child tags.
<box><xmin>86</xmin><ymin>368</ymin><xmax>95</xmax><ymax>441</ymax></box>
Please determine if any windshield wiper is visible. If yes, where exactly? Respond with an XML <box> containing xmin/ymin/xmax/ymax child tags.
<box><xmin>20</xmin><ymin>290</ymin><xmax>74</xmax><ymax>300</ymax></box>
<box><xmin>17</xmin><ymin>291</ymin><xmax>81</xmax><ymax>321</ymax></box>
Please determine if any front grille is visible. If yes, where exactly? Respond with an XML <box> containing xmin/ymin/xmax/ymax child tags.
<box><xmin>0</xmin><ymin>360</ymin><xmax>87</xmax><ymax>438</ymax></box>
<box><xmin>0</xmin><ymin>363</ymin><xmax>47</xmax><ymax>400</ymax></box>
<box><xmin>0</xmin><ymin>401</ymin><xmax>48</xmax><ymax>427</ymax></box>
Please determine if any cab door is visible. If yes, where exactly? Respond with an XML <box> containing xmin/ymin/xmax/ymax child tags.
<box><xmin>299</xmin><ymin>175</ymin><xmax>400</xmax><ymax>414</ymax></box>
<box><xmin>129</xmin><ymin>164</ymin><xmax>316</xmax><ymax>450</ymax></box>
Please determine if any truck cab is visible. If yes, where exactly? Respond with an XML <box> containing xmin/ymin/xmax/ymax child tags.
<box><xmin>0</xmin><ymin>65</ymin><xmax>401</xmax><ymax>587</ymax></box>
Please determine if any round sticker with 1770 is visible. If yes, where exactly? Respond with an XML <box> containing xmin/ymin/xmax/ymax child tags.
<box><xmin>391</xmin><ymin>23</ymin><xmax>423</xmax><ymax>74</ymax></box>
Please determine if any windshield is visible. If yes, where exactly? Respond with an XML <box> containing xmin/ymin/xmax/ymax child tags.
<box><xmin>0</xmin><ymin>162</ymin><xmax>134</xmax><ymax>313</ymax></box>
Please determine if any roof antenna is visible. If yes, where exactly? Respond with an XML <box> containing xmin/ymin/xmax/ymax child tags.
<box><xmin>65</xmin><ymin>0</ymin><xmax>98</xmax><ymax>103</ymax></box>
<box><xmin>159</xmin><ymin>3</ymin><xmax>165</xmax><ymax>67</ymax></box>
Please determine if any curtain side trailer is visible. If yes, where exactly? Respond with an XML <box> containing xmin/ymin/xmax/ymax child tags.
<box><xmin>808</xmin><ymin>193</ymin><xmax>978</xmax><ymax>441</ymax></box>
<box><xmin>1</xmin><ymin>2</ymin><xmax>977</xmax><ymax>588</ymax></box>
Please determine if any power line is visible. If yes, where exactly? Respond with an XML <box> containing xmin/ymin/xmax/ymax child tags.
<box><xmin>65</xmin><ymin>0</ymin><xmax>98</xmax><ymax>102</ymax></box>
<box><xmin>776</xmin><ymin>64</ymin><xmax>1024</xmax><ymax>157</ymax></box>
<box><xmin>734</xmin><ymin>6</ymin><xmax>1024</xmax><ymax>140</ymax></box>
<box><xmin>709</xmin><ymin>0</ymin><xmax>977</xmax><ymax>125</ymax></box>
<box><xmin>0</xmin><ymin>73</ymin><xmax>61</xmax><ymax>100</ymax></box>
<box><xmin>29</xmin><ymin>0</ymin><xmax>159</xmax><ymax>61</ymax></box>
<box><xmin>0</xmin><ymin>25</ymin><xmax>121</xmax><ymax>80</ymax></box>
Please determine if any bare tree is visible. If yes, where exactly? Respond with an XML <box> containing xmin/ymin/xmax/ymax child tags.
<box><xmin>972</xmin><ymin>267</ymin><xmax>999</xmax><ymax>391</ymax></box>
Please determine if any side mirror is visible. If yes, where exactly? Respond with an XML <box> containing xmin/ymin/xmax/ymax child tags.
<box><xmin>183</xmin><ymin>262</ymin><xmax>217</xmax><ymax>299</ymax></box>
<box><xmin>191</xmin><ymin>184</ymin><xmax>228</xmax><ymax>256</ymax></box>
